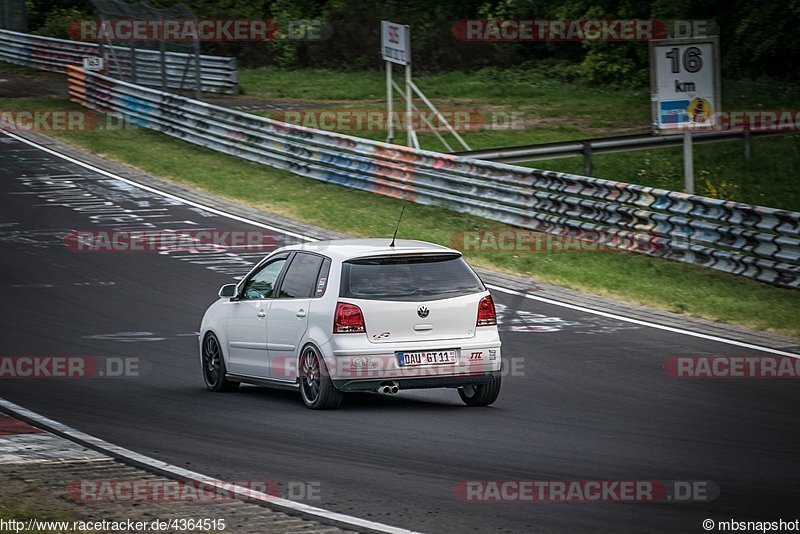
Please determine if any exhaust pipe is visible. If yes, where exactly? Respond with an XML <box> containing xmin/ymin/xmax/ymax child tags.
<box><xmin>377</xmin><ymin>381</ymin><xmax>400</xmax><ymax>395</ymax></box>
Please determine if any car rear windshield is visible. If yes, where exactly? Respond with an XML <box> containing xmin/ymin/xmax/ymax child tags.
<box><xmin>339</xmin><ymin>253</ymin><xmax>485</xmax><ymax>301</ymax></box>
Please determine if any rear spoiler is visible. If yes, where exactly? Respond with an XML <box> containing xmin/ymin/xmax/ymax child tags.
<box><xmin>345</xmin><ymin>252</ymin><xmax>462</xmax><ymax>264</ymax></box>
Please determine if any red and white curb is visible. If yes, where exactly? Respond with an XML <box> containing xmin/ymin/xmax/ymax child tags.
<box><xmin>0</xmin><ymin>412</ymin><xmax>105</xmax><ymax>465</ymax></box>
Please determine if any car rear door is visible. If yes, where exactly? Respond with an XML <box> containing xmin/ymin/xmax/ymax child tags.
<box><xmin>266</xmin><ymin>252</ymin><xmax>327</xmax><ymax>381</ymax></box>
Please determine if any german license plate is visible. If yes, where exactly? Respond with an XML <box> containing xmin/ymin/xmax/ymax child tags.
<box><xmin>396</xmin><ymin>350</ymin><xmax>457</xmax><ymax>367</ymax></box>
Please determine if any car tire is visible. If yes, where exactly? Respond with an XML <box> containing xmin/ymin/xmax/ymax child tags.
<box><xmin>458</xmin><ymin>374</ymin><xmax>501</xmax><ymax>407</ymax></box>
<box><xmin>202</xmin><ymin>332</ymin><xmax>239</xmax><ymax>392</ymax></box>
<box><xmin>299</xmin><ymin>345</ymin><xmax>343</xmax><ymax>410</ymax></box>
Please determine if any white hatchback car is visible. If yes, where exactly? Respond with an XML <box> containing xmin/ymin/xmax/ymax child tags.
<box><xmin>199</xmin><ymin>238</ymin><xmax>502</xmax><ymax>409</ymax></box>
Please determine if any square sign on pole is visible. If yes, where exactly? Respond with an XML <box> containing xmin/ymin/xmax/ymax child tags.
<box><xmin>381</xmin><ymin>21</ymin><xmax>417</xmax><ymax>149</ymax></box>
<box><xmin>650</xmin><ymin>36</ymin><xmax>720</xmax><ymax>194</ymax></box>
<box><xmin>381</xmin><ymin>21</ymin><xmax>410</xmax><ymax>66</ymax></box>
<box><xmin>650</xmin><ymin>36</ymin><xmax>720</xmax><ymax>132</ymax></box>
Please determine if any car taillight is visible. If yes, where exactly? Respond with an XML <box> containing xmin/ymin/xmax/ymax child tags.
<box><xmin>334</xmin><ymin>302</ymin><xmax>366</xmax><ymax>334</ymax></box>
<box><xmin>476</xmin><ymin>294</ymin><xmax>497</xmax><ymax>327</ymax></box>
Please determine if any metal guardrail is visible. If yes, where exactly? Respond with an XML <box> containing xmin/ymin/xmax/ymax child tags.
<box><xmin>454</xmin><ymin>129</ymin><xmax>793</xmax><ymax>168</ymax></box>
<box><xmin>0</xmin><ymin>29</ymin><xmax>237</xmax><ymax>94</ymax></box>
<box><xmin>65</xmin><ymin>66</ymin><xmax>800</xmax><ymax>289</ymax></box>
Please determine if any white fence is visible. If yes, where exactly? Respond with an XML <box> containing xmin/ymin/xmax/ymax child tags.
<box><xmin>0</xmin><ymin>28</ymin><xmax>237</xmax><ymax>93</ymax></box>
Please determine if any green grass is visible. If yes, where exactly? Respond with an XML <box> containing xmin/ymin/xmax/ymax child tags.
<box><xmin>239</xmin><ymin>67</ymin><xmax>800</xmax><ymax>120</ymax></box>
<box><xmin>238</xmin><ymin>68</ymin><xmax>800</xmax><ymax>210</ymax></box>
<box><xmin>240</xmin><ymin>66</ymin><xmax>652</xmax><ymax>119</ymax></box>
<box><xmin>7</xmin><ymin>95</ymin><xmax>797</xmax><ymax>338</ymax></box>
<box><xmin>240</xmin><ymin>66</ymin><xmax>652</xmax><ymax>138</ymax></box>
<box><xmin>0</xmin><ymin>63</ymin><xmax>40</xmax><ymax>74</ymax></box>
<box><xmin>0</xmin><ymin>62</ymin><xmax>64</xmax><ymax>79</ymax></box>
<box><xmin>527</xmin><ymin>137</ymin><xmax>800</xmax><ymax>210</ymax></box>
<box><xmin>0</xmin><ymin>504</ymin><xmax>77</xmax><ymax>533</ymax></box>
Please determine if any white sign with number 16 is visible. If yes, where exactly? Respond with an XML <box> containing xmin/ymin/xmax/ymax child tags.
<box><xmin>650</xmin><ymin>37</ymin><xmax>720</xmax><ymax>131</ymax></box>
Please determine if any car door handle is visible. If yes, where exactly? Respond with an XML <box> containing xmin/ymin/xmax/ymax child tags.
<box><xmin>257</xmin><ymin>310</ymin><xmax>266</xmax><ymax>318</ymax></box>
<box><xmin>296</xmin><ymin>309</ymin><xmax>307</xmax><ymax>318</ymax></box>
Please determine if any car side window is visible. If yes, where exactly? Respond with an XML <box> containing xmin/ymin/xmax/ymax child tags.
<box><xmin>277</xmin><ymin>253</ymin><xmax>324</xmax><ymax>299</ymax></box>
<box><xmin>314</xmin><ymin>258</ymin><xmax>332</xmax><ymax>298</ymax></box>
<box><xmin>241</xmin><ymin>258</ymin><xmax>287</xmax><ymax>300</ymax></box>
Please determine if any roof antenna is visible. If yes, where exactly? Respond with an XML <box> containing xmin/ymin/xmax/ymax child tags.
<box><xmin>389</xmin><ymin>201</ymin><xmax>406</xmax><ymax>248</ymax></box>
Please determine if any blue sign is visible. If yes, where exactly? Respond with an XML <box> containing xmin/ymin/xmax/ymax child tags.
<box><xmin>659</xmin><ymin>99</ymin><xmax>690</xmax><ymax>125</ymax></box>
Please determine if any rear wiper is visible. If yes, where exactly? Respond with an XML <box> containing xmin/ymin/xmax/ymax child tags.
<box><xmin>414</xmin><ymin>287</ymin><xmax>476</xmax><ymax>295</ymax></box>
<box><xmin>412</xmin><ymin>288</ymin><xmax>442</xmax><ymax>295</ymax></box>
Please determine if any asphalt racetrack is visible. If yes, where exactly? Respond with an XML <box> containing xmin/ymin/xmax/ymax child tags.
<box><xmin>1</xmin><ymin>133</ymin><xmax>798</xmax><ymax>533</ymax></box>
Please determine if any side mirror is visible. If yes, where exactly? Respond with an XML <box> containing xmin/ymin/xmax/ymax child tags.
<box><xmin>218</xmin><ymin>284</ymin><xmax>237</xmax><ymax>298</ymax></box>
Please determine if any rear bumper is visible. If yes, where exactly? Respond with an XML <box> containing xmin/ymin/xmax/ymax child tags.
<box><xmin>320</xmin><ymin>331</ymin><xmax>502</xmax><ymax>392</ymax></box>
<box><xmin>333</xmin><ymin>371</ymin><xmax>501</xmax><ymax>393</ymax></box>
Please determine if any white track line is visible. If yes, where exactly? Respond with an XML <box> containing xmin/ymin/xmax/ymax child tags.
<box><xmin>0</xmin><ymin>399</ymin><xmax>418</xmax><ymax>534</ymax></box>
<box><xmin>485</xmin><ymin>285</ymin><xmax>799</xmax><ymax>359</ymax></box>
<box><xmin>5</xmin><ymin>129</ymin><xmax>798</xmax><ymax>362</ymax></box>
<box><xmin>1</xmin><ymin>131</ymin><xmax>313</xmax><ymax>242</ymax></box>
<box><xmin>2</xmin><ymin>127</ymin><xmax>799</xmax><ymax>529</ymax></box>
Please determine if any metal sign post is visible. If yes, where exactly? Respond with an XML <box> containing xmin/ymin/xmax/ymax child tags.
<box><xmin>683</xmin><ymin>130</ymin><xmax>694</xmax><ymax>194</ymax></box>
<box><xmin>381</xmin><ymin>21</ymin><xmax>416</xmax><ymax>148</ymax></box>
<box><xmin>650</xmin><ymin>36</ymin><xmax>720</xmax><ymax>194</ymax></box>
<box><xmin>405</xmin><ymin>57</ymin><xmax>418</xmax><ymax>149</ymax></box>
<box><xmin>385</xmin><ymin>59</ymin><xmax>393</xmax><ymax>144</ymax></box>
<box><xmin>380</xmin><ymin>21</ymin><xmax>470</xmax><ymax>151</ymax></box>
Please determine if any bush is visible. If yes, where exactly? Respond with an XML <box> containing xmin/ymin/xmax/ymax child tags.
<box><xmin>31</xmin><ymin>7</ymin><xmax>89</xmax><ymax>39</ymax></box>
<box><xmin>22</xmin><ymin>0</ymin><xmax>800</xmax><ymax>82</ymax></box>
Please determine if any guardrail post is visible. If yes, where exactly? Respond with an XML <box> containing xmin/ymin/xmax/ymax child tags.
<box><xmin>193</xmin><ymin>36</ymin><xmax>201</xmax><ymax>100</ymax></box>
<box><xmin>581</xmin><ymin>142</ymin><xmax>592</xmax><ymax>175</ymax></box>
<box><xmin>683</xmin><ymin>130</ymin><xmax>694</xmax><ymax>194</ymax></box>
<box><xmin>159</xmin><ymin>40</ymin><xmax>166</xmax><ymax>91</ymax></box>
<box><xmin>129</xmin><ymin>42</ymin><xmax>136</xmax><ymax>83</ymax></box>
<box><xmin>743</xmin><ymin>128</ymin><xmax>752</xmax><ymax>159</ymax></box>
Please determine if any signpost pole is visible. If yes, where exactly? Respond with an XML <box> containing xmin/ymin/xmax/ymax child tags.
<box><xmin>381</xmin><ymin>21</ymin><xmax>417</xmax><ymax>148</ymax></box>
<box><xmin>650</xmin><ymin>35</ymin><xmax>719</xmax><ymax>197</ymax></box>
<box><xmin>386</xmin><ymin>61</ymin><xmax>393</xmax><ymax>144</ymax></box>
<box><xmin>405</xmin><ymin>59</ymin><xmax>418</xmax><ymax>149</ymax></box>
<box><xmin>382</xmin><ymin>20</ymin><xmax>459</xmax><ymax>150</ymax></box>
<box><xmin>403</xmin><ymin>27</ymin><xmax>418</xmax><ymax>149</ymax></box>
<box><xmin>683</xmin><ymin>130</ymin><xmax>694</xmax><ymax>194</ymax></box>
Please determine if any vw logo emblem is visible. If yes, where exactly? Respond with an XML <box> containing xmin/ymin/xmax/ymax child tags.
<box><xmin>417</xmin><ymin>305</ymin><xmax>430</xmax><ymax>318</ymax></box>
